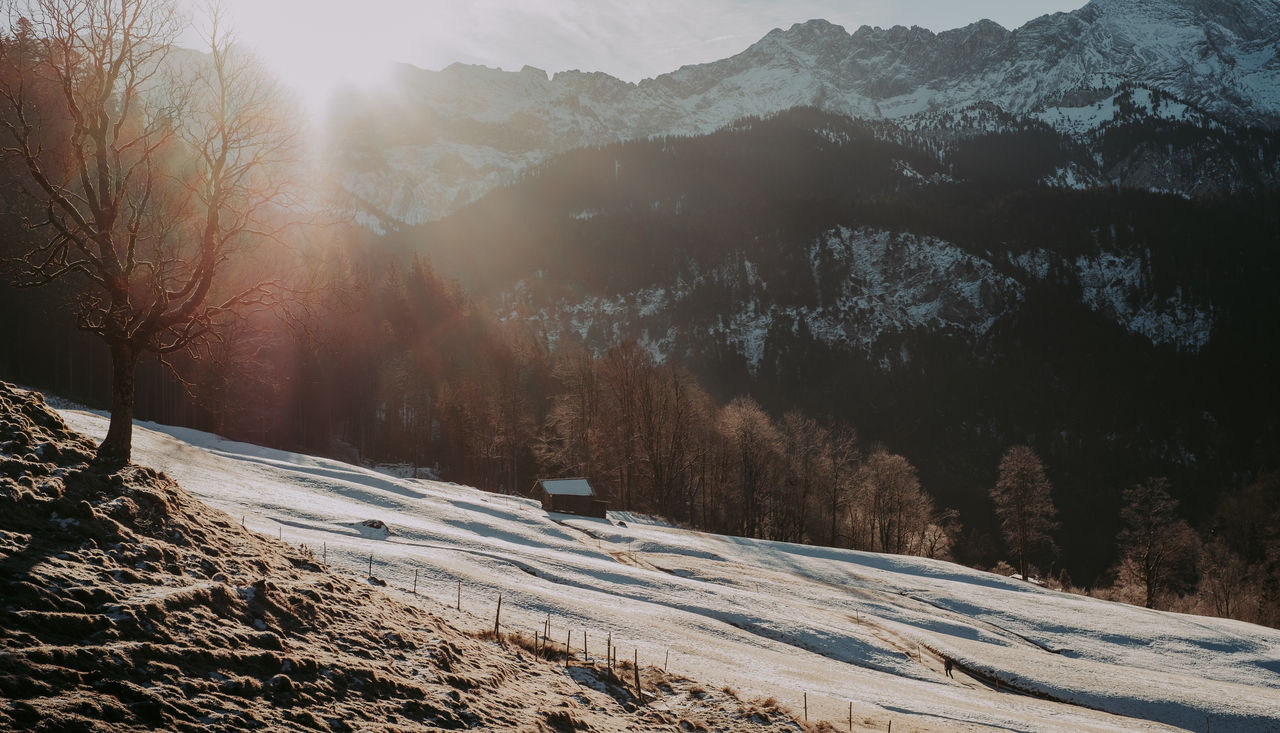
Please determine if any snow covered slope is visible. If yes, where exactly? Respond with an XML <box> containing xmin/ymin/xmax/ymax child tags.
<box><xmin>0</xmin><ymin>384</ymin><xmax>803</xmax><ymax>732</ymax></box>
<box><xmin>333</xmin><ymin>0</ymin><xmax>1280</xmax><ymax>224</ymax></box>
<box><xmin>61</xmin><ymin>408</ymin><xmax>1280</xmax><ymax>732</ymax></box>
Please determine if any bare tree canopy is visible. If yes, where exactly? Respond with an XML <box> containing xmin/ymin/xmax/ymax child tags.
<box><xmin>991</xmin><ymin>445</ymin><xmax>1058</xmax><ymax>582</ymax></box>
<box><xmin>852</xmin><ymin>449</ymin><xmax>935</xmax><ymax>556</ymax></box>
<box><xmin>1116</xmin><ymin>477</ymin><xmax>1199</xmax><ymax>609</ymax></box>
<box><xmin>1</xmin><ymin>0</ymin><xmax>298</xmax><ymax>461</ymax></box>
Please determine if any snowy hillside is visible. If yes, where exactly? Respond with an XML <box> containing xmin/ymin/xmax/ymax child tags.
<box><xmin>333</xmin><ymin>0</ymin><xmax>1280</xmax><ymax>224</ymax></box>
<box><xmin>60</xmin><ymin>407</ymin><xmax>1280</xmax><ymax>732</ymax></box>
<box><xmin>1</xmin><ymin>384</ymin><xmax>802</xmax><ymax>732</ymax></box>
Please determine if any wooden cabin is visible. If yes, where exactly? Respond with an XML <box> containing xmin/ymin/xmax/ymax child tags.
<box><xmin>532</xmin><ymin>478</ymin><xmax>608</xmax><ymax>518</ymax></box>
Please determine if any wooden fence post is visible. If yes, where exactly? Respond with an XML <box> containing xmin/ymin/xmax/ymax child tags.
<box><xmin>456</xmin><ymin>580</ymin><xmax>461</xmax><ymax>611</ymax></box>
<box><xmin>633</xmin><ymin>649</ymin><xmax>642</xmax><ymax>703</ymax></box>
<box><xmin>494</xmin><ymin>594</ymin><xmax>502</xmax><ymax>640</ymax></box>
<box><xmin>413</xmin><ymin>569</ymin><xmax>418</xmax><ymax>594</ymax></box>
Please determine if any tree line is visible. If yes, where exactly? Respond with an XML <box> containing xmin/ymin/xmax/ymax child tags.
<box><xmin>288</xmin><ymin>251</ymin><xmax>957</xmax><ymax>556</ymax></box>
<box><xmin>990</xmin><ymin>445</ymin><xmax>1280</xmax><ymax>628</ymax></box>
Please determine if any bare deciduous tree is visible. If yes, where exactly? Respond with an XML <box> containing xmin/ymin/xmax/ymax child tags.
<box><xmin>778</xmin><ymin>411</ymin><xmax>824</xmax><ymax>543</ymax></box>
<box><xmin>635</xmin><ymin>362</ymin><xmax>700</xmax><ymax>521</ymax></box>
<box><xmin>601</xmin><ymin>342</ymin><xmax>646</xmax><ymax>509</ymax></box>
<box><xmin>718</xmin><ymin>396</ymin><xmax>779</xmax><ymax>538</ymax></box>
<box><xmin>1116</xmin><ymin>477</ymin><xmax>1199</xmax><ymax>609</ymax></box>
<box><xmin>1199</xmin><ymin>538</ymin><xmax>1249</xmax><ymax>619</ymax></box>
<box><xmin>820</xmin><ymin>425</ymin><xmax>858</xmax><ymax>547</ymax></box>
<box><xmin>991</xmin><ymin>445</ymin><xmax>1058</xmax><ymax>582</ymax></box>
<box><xmin>1</xmin><ymin>0</ymin><xmax>297</xmax><ymax>461</ymax></box>
<box><xmin>540</xmin><ymin>346</ymin><xmax>603</xmax><ymax>479</ymax></box>
<box><xmin>854</xmin><ymin>449</ymin><xmax>934</xmax><ymax>555</ymax></box>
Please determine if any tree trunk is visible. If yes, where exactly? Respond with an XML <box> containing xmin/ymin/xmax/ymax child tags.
<box><xmin>1018</xmin><ymin>539</ymin><xmax>1029</xmax><ymax>583</ymax></box>
<box><xmin>97</xmin><ymin>342</ymin><xmax>139</xmax><ymax>463</ymax></box>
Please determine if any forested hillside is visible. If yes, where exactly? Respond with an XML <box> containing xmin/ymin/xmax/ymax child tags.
<box><xmin>403</xmin><ymin>109</ymin><xmax>1280</xmax><ymax>585</ymax></box>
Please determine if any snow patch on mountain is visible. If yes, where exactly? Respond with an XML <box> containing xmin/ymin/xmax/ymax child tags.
<box><xmin>1041</xmin><ymin>162</ymin><xmax>1104</xmax><ymax>189</ymax></box>
<box><xmin>894</xmin><ymin>159</ymin><xmax>953</xmax><ymax>185</ymax></box>
<box><xmin>1010</xmin><ymin>250</ymin><xmax>1056</xmax><ymax>282</ymax></box>
<box><xmin>1034</xmin><ymin>86</ymin><xmax>1214</xmax><ymax>136</ymax></box>
<box><xmin>1075</xmin><ymin>252</ymin><xmax>1214</xmax><ymax>351</ymax></box>
<box><xmin>806</xmin><ymin>228</ymin><xmax>1023</xmax><ymax>352</ymax></box>
<box><xmin>1034</xmin><ymin>93</ymin><xmax>1124</xmax><ymax>134</ymax></box>
<box><xmin>712</xmin><ymin>301</ymin><xmax>775</xmax><ymax>370</ymax></box>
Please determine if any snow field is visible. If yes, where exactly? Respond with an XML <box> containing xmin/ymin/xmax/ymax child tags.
<box><xmin>60</xmin><ymin>409</ymin><xmax>1280</xmax><ymax>732</ymax></box>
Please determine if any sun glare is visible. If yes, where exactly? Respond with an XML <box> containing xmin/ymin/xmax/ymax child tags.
<box><xmin>183</xmin><ymin>1</ymin><xmax>419</xmax><ymax>117</ymax></box>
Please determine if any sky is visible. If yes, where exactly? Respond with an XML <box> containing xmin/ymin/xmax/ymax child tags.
<box><xmin>187</xmin><ymin>0</ymin><xmax>1088</xmax><ymax>112</ymax></box>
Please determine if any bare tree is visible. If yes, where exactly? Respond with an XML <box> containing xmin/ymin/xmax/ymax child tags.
<box><xmin>991</xmin><ymin>445</ymin><xmax>1058</xmax><ymax>582</ymax></box>
<box><xmin>1</xmin><ymin>0</ymin><xmax>297</xmax><ymax>461</ymax></box>
<box><xmin>822</xmin><ymin>425</ymin><xmax>858</xmax><ymax>546</ymax></box>
<box><xmin>635</xmin><ymin>362</ymin><xmax>699</xmax><ymax>520</ymax></box>
<box><xmin>855</xmin><ymin>449</ymin><xmax>933</xmax><ymax>555</ymax></box>
<box><xmin>778</xmin><ymin>411</ymin><xmax>824</xmax><ymax>543</ymax></box>
<box><xmin>922</xmin><ymin>507</ymin><xmax>960</xmax><ymax>560</ymax></box>
<box><xmin>1116</xmin><ymin>477</ymin><xmax>1199</xmax><ymax>609</ymax></box>
<box><xmin>1199</xmin><ymin>538</ymin><xmax>1249</xmax><ymax>619</ymax></box>
<box><xmin>717</xmin><ymin>396</ymin><xmax>780</xmax><ymax>538</ymax></box>
<box><xmin>601</xmin><ymin>342</ymin><xmax>645</xmax><ymax>509</ymax></box>
<box><xmin>540</xmin><ymin>346</ymin><xmax>603</xmax><ymax>479</ymax></box>
<box><xmin>488</xmin><ymin>328</ymin><xmax>542</xmax><ymax>494</ymax></box>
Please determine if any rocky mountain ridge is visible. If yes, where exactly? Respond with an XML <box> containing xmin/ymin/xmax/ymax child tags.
<box><xmin>332</xmin><ymin>0</ymin><xmax>1280</xmax><ymax>225</ymax></box>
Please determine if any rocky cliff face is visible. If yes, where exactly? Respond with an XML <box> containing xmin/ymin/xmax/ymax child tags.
<box><xmin>331</xmin><ymin>0</ymin><xmax>1280</xmax><ymax>226</ymax></box>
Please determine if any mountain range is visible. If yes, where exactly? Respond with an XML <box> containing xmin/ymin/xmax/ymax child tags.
<box><xmin>329</xmin><ymin>0</ymin><xmax>1280</xmax><ymax>226</ymax></box>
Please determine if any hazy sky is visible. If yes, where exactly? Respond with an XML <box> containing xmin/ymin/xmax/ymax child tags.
<box><xmin>194</xmin><ymin>0</ymin><xmax>1088</xmax><ymax>110</ymax></box>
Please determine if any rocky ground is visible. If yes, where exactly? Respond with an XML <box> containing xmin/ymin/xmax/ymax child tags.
<box><xmin>0</xmin><ymin>382</ymin><xmax>816</xmax><ymax>732</ymax></box>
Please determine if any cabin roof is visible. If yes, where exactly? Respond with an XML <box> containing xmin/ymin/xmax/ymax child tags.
<box><xmin>536</xmin><ymin>478</ymin><xmax>595</xmax><ymax>497</ymax></box>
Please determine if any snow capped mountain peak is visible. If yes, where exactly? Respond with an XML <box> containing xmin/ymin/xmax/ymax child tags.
<box><xmin>333</xmin><ymin>0</ymin><xmax>1280</xmax><ymax>225</ymax></box>
<box><xmin>771</xmin><ymin>17</ymin><xmax>848</xmax><ymax>39</ymax></box>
